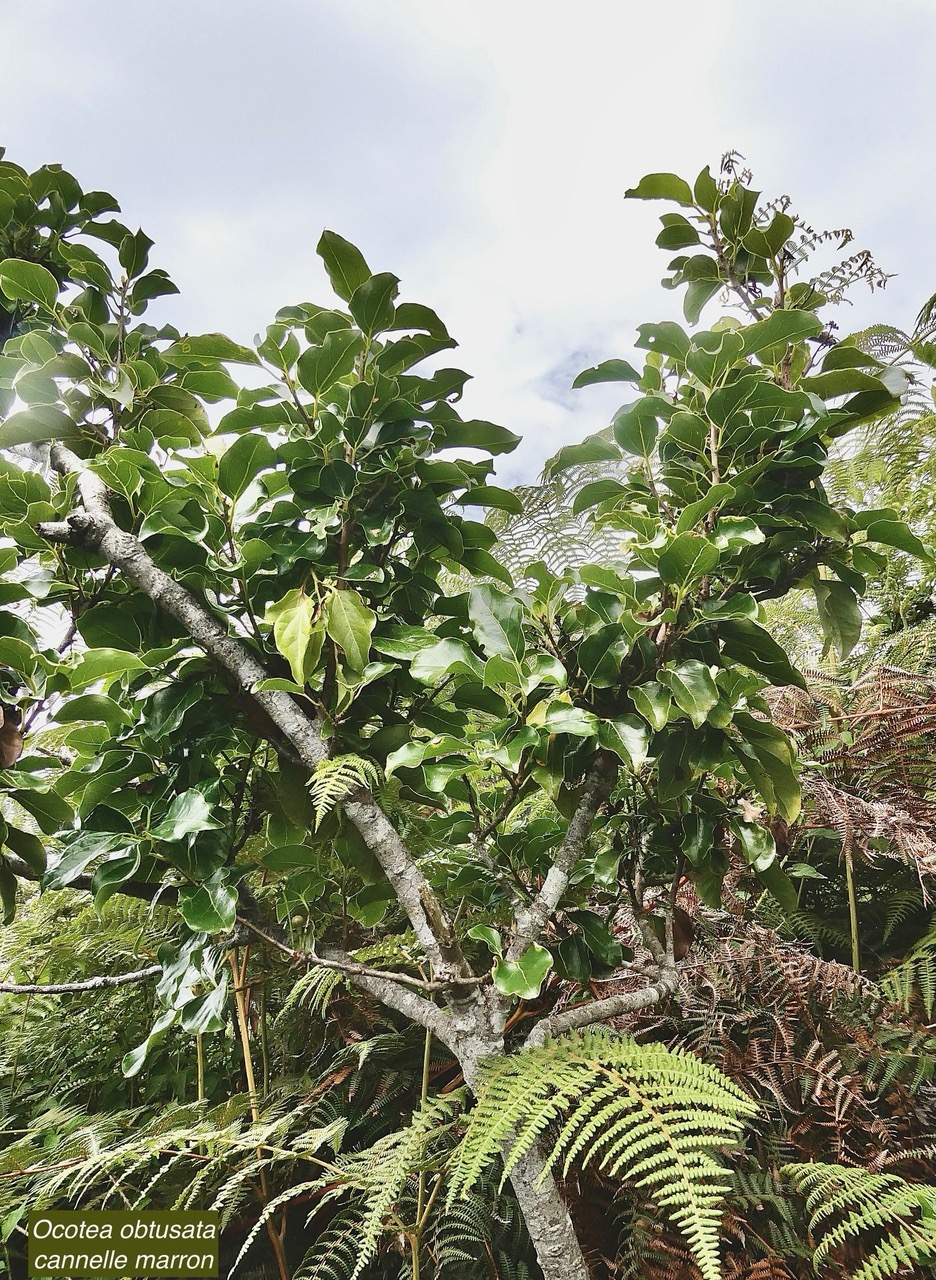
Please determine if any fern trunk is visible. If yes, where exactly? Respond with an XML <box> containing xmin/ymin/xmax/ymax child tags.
<box><xmin>506</xmin><ymin>1148</ymin><xmax>591</xmax><ymax>1280</ymax></box>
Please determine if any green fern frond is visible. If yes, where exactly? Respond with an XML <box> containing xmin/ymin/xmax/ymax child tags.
<box><xmin>882</xmin><ymin>920</ymin><xmax>936</xmax><ymax>1018</ymax></box>
<box><xmin>785</xmin><ymin>1162</ymin><xmax>936</xmax><ymax>1280</ymax></box>
<box><xmin>309</xmin><ymin>755</ymin><xmax>382</xmax><ymax>828</ymax></box>
<box><xmin>293</xmin><ymin>1207</ymin><xmax>364</xmax><ymax>1280</ymax></box>
<box><xmin>323</xmin><ymin>1093</ymin><xmax>458</xmax><ymax>1280</ymax></box>
<box><xmin>449</xmin><ymin>1031</ymin><xmax>758</xmax><ymax>1280</ymax></box>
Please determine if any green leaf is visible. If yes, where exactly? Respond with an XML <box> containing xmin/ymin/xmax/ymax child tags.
<box><xmin>715</xmin><ymin>618</ymin><xmax>807</xmax><ymax>689</ymax></box>
<box><xmin>545</xmin><ymin>433</ymin><xmax>620</xmax><ymax>476</ymax></box>
<box><xmin>0</xmin><ymin>860</ymin><xmax>16</xmax><ymax>924</ymax></box>
<box><xmin>682</xmin><ymin>813</ymin><xmax>716</xmax><ymax>867</ymax></box>
<box><xmin>261</xmin><ymin>844</ymin><xmax>318</xmax><ymax>870</ymax></box>
<box><xmin>4</xmin><ymin>827</ymin><xmax>46</xmax><ymax>876</ymax></box>
<box><xmin>755</xmin><ymin>860</ymin><xmax>799</xmax><ymax>914</ymax></box>
<box><xmin>55</xmin><ymin>693</ymin><xmax>132</xmax><ymax>728</ymax></box>
<box><xmin>122</xmin><ymin>1008</ymin><xmax>177</xmax><ymax>1077</ymax></box>
<box><xmin>612</xmin><ymin>399</ymin><xmax>663</xmax><ymax>456</ymax></box>
<box><xmin>468</xmin><ymin>585</ymin><xmax>525</xmax><ymax>662</ymax></box>
<box><xmin>468</xmin><ymin>923</ymin><xmax>503</xmax><ymax>957</ymax></box>
<box><xmin>0</xmin><ymin>258</ymin><xmax>58</xmax><ymax>310</ymax></box>
<box><xmin>436</xmin><ymin>419</ymin><xmax>521</xmax><ymax>455</ymax></box>
<box><xmin>0</xmin><ymin>406</ymin><xmax>80</xmax><ymax>448</ymax></box>
<box><xmin>151</xmin><ymin>789</ymin><xmax>223</xmax><ymax>841</ymax></box>
<box><xmin>69</xmin><ymin>648</ymin><xmax>146</xmax><ymax>690</ymax></box>
<box><xmin>731</xmin><ymin>712</ymin><xmax>800</xmax><ymax>823</ymax></box>
<box><xmin>598</xmin><ymin>715</ymin><xmax>649</xmax><ymax>769</ymax></box>
<box><xmin>163</xmin><ymin>333</ymin><xmax>260</xmax><ymax>366</ymax></box>
<box><xmin>635</xmin><ymin>322</ymin><xmax>691</xmax><ymax>363</ymax></box>
<box><xmin>631</xmin><ymin>681</ymin><xmax>672</xmax><ymax>731</ymax></box>
<box><xmin>711</xmin><ymin>517</ymin><xmax>765</xmax><ymax>551</ymax></box>
<box><xmin>658</xmin><ymin>533</ymin><xmax>719</xmax><ymax>586</ymax></box>
<box><xmin>410</xmin><ymin>638</ymin><xmax>484</xmax><ymax>684</ymax></box>
<box><xmin>730</xmin><ymin>818</ymin><xmax>776</xmax><ymax>872</ymax></box>
<box><xmin>180</xmin><ymin>982</ymin><xmax>229</xmax><ymax>1034</ymax></box>
<box><xmin>861</xmin><ymin>518</ymin><xmax>929</xmax><ymax>559</ymax></box>
<box><xmin>266</xmin><ymin>589</ymin><xmax>323</xmax><ymax>685</ymax></box>
<box><xmin>325</xmin><ymin>589</ymin><xmax>376</xmax><ymax>672</ymax></box>
<box><xmin>572</xmin><ymin>359</ymin><xmax>641</xmax><ymax>389</ymax></box>
<box><xmin>659</xmin><ymin>661</ymin><xmax>719</xmax><ymax>728</ymax></box>
<box><xmin>317</xmin><ymin>230</ymin><xmax>372</xmax><ymax>302</ymax></box>
<box><xmin>349</xmin><ymin>272</ymin><xmax>399</xmax><ymax>336</ymax></box>
<box><xmin>571</xmin><ymin>479</ymin><xmax>628</xmax><ymax>516</ymax></box>
<box><xmin>542</xmin><ymin>704</ymin><xmax>599</xmax><ymax>737</ymax></box>
<box><xmin>296</xmin><ymin>329</ymin><xmax>364</xmax><ymax>398</ymax></box>
<box><xmin>813</xmin><ymin>580</ymin><xmax>862</xmax><ymax>659</ymax></box>
<box><xmin>624</xmin><ymin>173</ymin><xmax>695</xmax><ymax>206</ymax></box>
<box><xmin>741</xmin><ymin>309</ymin><xmax>822</xmax><ymax>357</ymax></box>
<box><xmin>177</xmin><ymin>881</ymin><xmax>237</xmax><ymax>932</ymax></box>
<box><xmin>675</xmin><ymin>483</ymin><xmax>736</xmax><ymax>534</ymax></box>
<box><xmin>493</xmin><ymin>944</ymin><xmax>553</xmax><ymax>1000</ymax></box>
<box><xmin>218</xmin><ymin>432</ymin><xmax>276</xmax><ymax>500</ymax></box>
<box><xmin>43</xmin><ymin>832</ymin><xmax>126</xmax><ymax>890</ymax></box>
<box><xmin>567</xmin><ymin>910</ymin><xmax>623</xmax><ymax>967</ymax></box>
<box><xmin>459</xmin><ymin>486</ymin><xmax>524</xmax><ymax>514</ymax></box>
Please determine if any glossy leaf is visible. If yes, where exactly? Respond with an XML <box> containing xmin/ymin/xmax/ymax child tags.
<box><xmin>468</xmin><ymin>585</ymin><xmax>525</xmax><ymax>662</ymax></box>
<box><xmin>492</xmin><ymin>944</ymin><xmax>553</xmax><ymax>1000</ymax></box>
<box><xmin>325</xmin><ymin>589</ymin><xmax>376</xmax><ymax>672</ymax></box>
<box><xmin>317</xmin><ymin>230</ymin><xmax>372</xmax><ymax>301</ymax></box>
<box><xmin>0</xmin><ymin>258</ymin><xmax>58</xmax><ymax>310</ymax></box>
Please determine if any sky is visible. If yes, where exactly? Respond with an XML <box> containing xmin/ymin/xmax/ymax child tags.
<box><xmin>2</xmin><ymin>0</ymin><xmax>934</xmax><ymax>481</ymax></box>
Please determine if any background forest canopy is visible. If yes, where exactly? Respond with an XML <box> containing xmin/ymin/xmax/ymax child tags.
<box><xmin>1</xmin><ymin>147</ymin><xmax>936</xmax><ymax>1280</ymax></box>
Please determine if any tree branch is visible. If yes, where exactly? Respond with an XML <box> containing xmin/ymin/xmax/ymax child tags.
<box><xmin>524</xmin><ymin>963</ymin><xmax>678</xmax><ymax>1047</ymax></box>
<box><xmin>0</xmin><ymin>965</ymin><xmax>162</xmax><ymax>995</ymax></box>
<box><xmin>507</xmin><ymin>755</ymin><xmax>616</xmax><ymax>959</ymax></box>
<box><xmin>37</xmin><ymin>445</ymin><xmax>470</xmax><ymax>982</ymax></box>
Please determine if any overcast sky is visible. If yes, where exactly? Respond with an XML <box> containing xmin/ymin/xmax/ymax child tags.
<box><xmin>3</xmin><ymin>0</ymin><xmax>934</xmax><ymax>480</ymax></box>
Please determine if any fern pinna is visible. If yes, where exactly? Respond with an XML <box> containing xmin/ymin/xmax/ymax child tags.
<box><xmin>785</xmin><ymin>1163</ymin><xmax>936</xmax><ymax>1280</ymax></box>
<box><xmin>448</xmin><ymin>1031</ymin><xmax>757</xmax><ymax>1280</ymax></box>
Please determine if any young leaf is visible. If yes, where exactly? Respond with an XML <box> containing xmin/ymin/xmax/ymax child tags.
<box><xmin>325</xmin><ymin>589</ymin><xmax>376</xmax><ymax>672</ymax></box>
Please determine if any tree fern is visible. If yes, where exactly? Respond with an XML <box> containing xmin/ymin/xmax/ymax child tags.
<box><xmin>785</xmin><ymin>1162</ymin><xmax>936</xmax><ymax>1280</ymax></box>
<box><xmin>309</xmin><ymin>755</ymin><xmax>382</xmax><ymax>828</ymax></box>
<box><xmin>448</xmin><ymin>1031</ymin><xmax>758</xmax><ymax>1280</ymax></box>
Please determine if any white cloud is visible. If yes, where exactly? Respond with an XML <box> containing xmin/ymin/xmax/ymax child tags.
<box><xmin>2</xmin><ymin>0</ymin><xmax>935</xmax><ymax>479</ymax></box>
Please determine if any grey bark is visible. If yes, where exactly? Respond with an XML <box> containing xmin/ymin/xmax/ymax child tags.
<box><xmin>508</xmin><ymin>755</ymin><xmax>616</xmax><ymax>959</ymax></box>
<box><xmin>0</xmin><ymin>965</ymin><xmax>161</xmax><ymax>994</ymax></box>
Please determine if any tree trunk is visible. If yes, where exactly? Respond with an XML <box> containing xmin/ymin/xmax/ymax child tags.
<box><xmin>457</xmin><ymin>1019</ymin><xmax>592</xmax><ymax>1280</ymax></box>
<box><xmin>507</xmin><ymin>1147</ymin><xmax>591</xmax><ymax>1280</ymax></box>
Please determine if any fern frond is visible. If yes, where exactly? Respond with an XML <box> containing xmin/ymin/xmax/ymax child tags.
<box><xmin>785</xmin><ymin>1162</ymin><xmax>936</xmax><ymax>1280</ymax></box>
<box><xmin>449</xmin><ymin>1031</ymin><xmax>757</xmax><ymax>1280</ymax></box>
<box><xmin>294</xmin><ymin>1207</ymin><xmax>364</xmax><ymax>1280</ymax></box>
<box><xmin>882</xmin><ymin>920</ymin><xmax>936</xmax><ymax>1018</ymax></box>
<box><xmin>309</xmin><ymin>756</ymin><xmax>382</xmax><ymax>827</ymax></box>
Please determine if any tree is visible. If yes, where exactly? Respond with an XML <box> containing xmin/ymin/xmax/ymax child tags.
<box><xmin>0</xmin><ymin>149</ymin><xmax>931</xmax><ymax>1279</ymax></box>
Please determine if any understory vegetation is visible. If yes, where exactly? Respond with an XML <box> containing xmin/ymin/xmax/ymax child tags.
<box><xmin>1</xmin><ymin>149</ymin><xmax>935</xmax><ymax>1279</ymax></box>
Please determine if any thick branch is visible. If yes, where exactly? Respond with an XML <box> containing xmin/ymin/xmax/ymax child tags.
<box><xmin>0</xmin><ymin>965</ymin><xmax>161</xmax><ymax>995</ymax></box>
<box><xmin>324</xmin><ymin>952</ymin><xmax>459</xmax><ymax>1051</ymax></box>
<box><xmin>508</xmin><ymin>755</ymin><xmax>616</xmax><ymax>959</ymax></box>
<box><xmin>524</xmin><ymin>963</ymin><xmax>678</xmax><ymax>1047</ymax></box>
<box><xmin>236</xmin><ymin>917</ymin><xmax>481</xmax><ymax>993</ymax></box>
<box><xmin>37</xmin><ymin>445</ymin><xmax>469</xmax><ymax>982</ymax></box>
